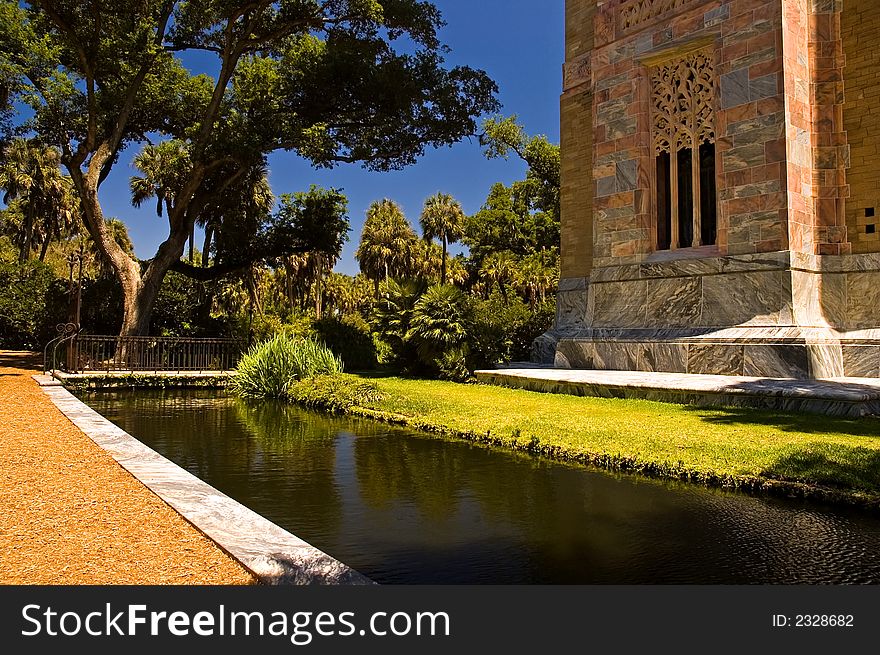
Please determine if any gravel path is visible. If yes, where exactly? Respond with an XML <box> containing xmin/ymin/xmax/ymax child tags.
<box><xmin>0</xmin><ymin>351</ymin><xmax>255</xmax><ymax>585</ymax></box>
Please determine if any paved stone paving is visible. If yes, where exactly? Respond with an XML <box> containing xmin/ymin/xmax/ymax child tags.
<box><xmin>475</xmin><ymin>368</ymin><xmax>880</xmax><ymax>417</ymax></box>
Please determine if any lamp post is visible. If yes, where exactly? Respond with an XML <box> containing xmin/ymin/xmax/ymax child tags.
<box><xmin>64</xmin><ymin>243</ymin><xmax>84</xmax><ymax>371</ymax></box>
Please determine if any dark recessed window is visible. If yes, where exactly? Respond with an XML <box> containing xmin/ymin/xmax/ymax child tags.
<box><xmin>867</xmin><ymin>224</ymin><xmax>876</xmax><ymax>234</ymax></box>
<box><xmin>866</xmin><ymin>207</ymin><xmax>875</xmax><ymax>218</ymax></box>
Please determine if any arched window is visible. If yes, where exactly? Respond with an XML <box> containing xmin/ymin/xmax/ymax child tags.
<box><xmin>651</xmin><ymin>51</ymin><xmax>717</xmax><ymax>251</ymax></box>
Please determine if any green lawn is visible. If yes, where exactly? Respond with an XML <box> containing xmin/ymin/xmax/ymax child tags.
<box><xmin>339</xmin><ymin>374</ymin><xmax>880</xmax><ymax>501</ymax></box>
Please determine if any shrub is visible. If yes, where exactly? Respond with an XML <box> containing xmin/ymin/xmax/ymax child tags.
<box><xmin>286</xmin><ymin>374</ymin><xmax>385</xmax><ymax>413</ymax></box>
<box><xmin>408</xmin><ymin>284</ymin><xmax>472</xmax><ymax>365</ymax></box>
<box><xmin>468</xmin><ymin>295</ymin><xmax>554</xmax><ymax>366</ymax></box>
<box><xmin>435</xmin><ymin>347</ymin><xmax>472</xmax><ymax>382</ymax></box>
<box><xmin>232</xmin><ymin>333</ymin><xmax>343</xmax><ymax>399</ymax></box>
<box><xmin>371</xmin><ymin>278</ymin><xmax>426</xmax><ymax>368</ymax></box>
<box><xmin>245</xmin><ymin>312</ymin><xmax>315</xmax><ymax>344</ymax></box>
<box><xmin>313</xmin><ymin>314</ymin><xmax>378</xmax><ymax>370</ymax></box>
<box><xmin>0</xmin><ymin>257</ymin><xmax>65</xmax><ymax>349</ymax></box>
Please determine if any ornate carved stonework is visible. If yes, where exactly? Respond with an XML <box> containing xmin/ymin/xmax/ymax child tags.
<box><xmin>650</xmin><ymin>51</ymin><xmax>716</xmax><ymax>156</ymax></box>
<box><xmin>563</xmin><ymin>53</ymin><xmax>591</xmax><ymax>92</ymax></box>
<box><xmin>619</xmin><ymin>0</ymin><xmax>702</xmax><ymax>33</ymax></box>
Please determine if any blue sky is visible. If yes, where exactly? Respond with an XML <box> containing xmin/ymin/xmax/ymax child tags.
<box><xmin>95</xmin><ymin>1</ymin><xmax>564</xmax><ymax>276</ymax></box>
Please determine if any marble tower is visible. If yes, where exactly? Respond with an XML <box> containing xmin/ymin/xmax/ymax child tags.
<box><xmin>538</xmin><ymin>0</ymin><xmax>880</xmax><ymax>379</ymax></box>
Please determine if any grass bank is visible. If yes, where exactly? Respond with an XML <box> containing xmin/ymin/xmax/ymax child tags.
<box><xmin>292</xmin><ymin>373</ymin><xmax>880</xmax><ymax>508</ymax></box>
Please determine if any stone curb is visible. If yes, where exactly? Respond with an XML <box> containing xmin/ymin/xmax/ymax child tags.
<box><xmin>33</xmin><ymin>375</ymin><xmax>373</xmax><ymax>586</ymax></box>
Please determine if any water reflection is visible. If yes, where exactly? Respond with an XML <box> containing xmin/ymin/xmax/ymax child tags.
<box><xmin>85</xmin><ymin>390</ymin><xmax>880</xmax><ymax>584</ymax></box>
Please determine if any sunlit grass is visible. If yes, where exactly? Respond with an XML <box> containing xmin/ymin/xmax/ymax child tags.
<box><xmin>345</xmin><ymin>374</ymin><xmax>880</xmax><ymax>495</ymax></box>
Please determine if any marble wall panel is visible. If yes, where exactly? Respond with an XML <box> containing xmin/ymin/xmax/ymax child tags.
<box><xmin>645</xmin><ymin>277</ymin><xmax>702</xmax><ymax>327</ymax></box>
<box><xmin>818</xmin><ymin>273</ymin><xmax>847</xmax><ymax>328</ymax></box>
<box><xmin>743</xmin><ymin>345</ymin><xmax>811</xmax><ymax>379</ymax></box>
<box><xmin>558</xmin><ymin>277</ymin><xmax>589</xmax><ymax>293</ymax></box>
<box><xmin>637</xmin><ymin>343</ymin><xmax>688</xmax><ymax>373</ymax></box>
<box><xmin>845</xmin><ymin>272</ymin><xmax>880</xmax><ymax>329</ymax></box>
<box><xmin>791</xmin><ymin>269</ymin><xmax>821</xmax><ymax>327</ymax></box>
<box><xmin>589</xmin><ymin>264</ymin><xmax>642</xmax><ymax>283</ymax></box>
<box><xmin>593</xmin><ymin>342</ymin><xmax>640</xmax><ymax>371</ymax></box>
<box><xmin>687</xmin><ymin>344</ymin><xmax>744</xmax><ymax>375</ymax></box>
<box><xmin>842</xmin><ymin>345</ymin><xmax>880</xmax><ymax>378</ymax></box>
<box><xmin>701</xmin><ymin>271</ymin><xmax>793</xmax><ymax>327</ymax></box>
<box><xmin>591</xmin><ymin>280</ymin><xmax>648</xmax><ymax>328</ymax></box>
<box><xmin>556</xmin><ymin>289</ymin><xmax>589</xmax><ymax>332</ymax></box>
<box><xmin>806</xmin><ymin>344</ymin><xmax>845</xmax><ymax>378</ymax></box>
<box><xmin>554</xmin><ymin>340</ymin><xmax>596</xmax><ymax>369</ymax></box>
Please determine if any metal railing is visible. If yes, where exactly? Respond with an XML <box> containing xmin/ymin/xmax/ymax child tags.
<box><xmin>55</xmin><ymin>335</ymin><xmax>244</xmax><ymax>373</ymax></box>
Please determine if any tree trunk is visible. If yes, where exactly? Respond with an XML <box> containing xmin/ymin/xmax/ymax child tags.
<box><xmin>19</xmin><ymin>206</ymin><xmax>34</xmax><ymax>263</ymax></box>
<box><xmin>202</xmin><ymin>223</ymin><xmax>214</xmax><ymax>267</ymax></box>
<box><xmin>441</xmin><ymin>236</ymin><xmax>447</xmax><ymax>285</ymax></box>
<box><xmin>68</xmin><ymin>145</ymin><xmax>197</xmax><ymax>340</ymax></box>
<box><xmin>38</xmin><ymin>234</ymin><xmax>50</xmax><ymax>262</ymax></box>
<box><xmin>188</xmin><ymin>223</ymin><xmax>195</xmax><ymax>263</ymax></box>
<box><xmin>314</xmin><ymin>253</ymin><xmax>323</xmax><ymax>320</ymax></box>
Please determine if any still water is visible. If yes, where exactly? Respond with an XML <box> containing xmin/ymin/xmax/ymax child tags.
<box><xmin>83</xmin><ymin>389</ymin><xmax>880</xmax><ymax>584</ymax></box>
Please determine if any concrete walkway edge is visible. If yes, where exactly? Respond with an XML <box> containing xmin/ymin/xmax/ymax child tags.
<box><xmin>34</xmin><ymin>375</ymin><xmax>373</xmax><ymax>586</ymax></box>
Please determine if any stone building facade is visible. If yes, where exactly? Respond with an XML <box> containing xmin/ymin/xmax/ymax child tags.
<box><xmin>539</xmin><ymin>0</ymin><xmax>880</xmax><ymax>379</ymax></box>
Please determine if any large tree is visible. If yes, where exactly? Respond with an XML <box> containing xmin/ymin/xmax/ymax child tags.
<box><xmin>1</xmin><ymin>1</ymin><xmax>498</xmax><ymax>337</ymax></box>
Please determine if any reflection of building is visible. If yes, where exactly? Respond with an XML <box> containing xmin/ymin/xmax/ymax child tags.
<box><xmin>538</xmin><ymin>0</ymin><xmax>880</xmax><ymax>379</ymax></box>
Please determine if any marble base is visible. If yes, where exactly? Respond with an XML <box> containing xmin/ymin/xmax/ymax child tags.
<box><xmin>474</xmin><ymin>369</ymin><xmax>880</xmax><ymax>418</ymax></box>
<box><xmin>550</xmin><ymin>327</ymin><xmax>880</xmax><ymax>379</ymax></box>
<box><xmin>539</xmin><ymin>251</ymin><xmax>880</xmax><ymax>379</ymax></box>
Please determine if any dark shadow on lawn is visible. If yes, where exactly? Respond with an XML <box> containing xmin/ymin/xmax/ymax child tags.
<box><xmin>682</xmin><ymin>404</ymin><xmax>880</xmax><ymax>438</ymax></box>
<box><xmin>763</xmin><ymin>442</ymin><xmax>880</xmax><ymax>493</ymax></box>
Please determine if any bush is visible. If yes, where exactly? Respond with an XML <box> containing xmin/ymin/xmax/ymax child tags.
<box><xmin>231</xmin><ymin>333</ymin><xmax>343</xmax><ymax>399</ymax></box>
<box><xmin>0</xmin><ymin>257</ymin><xmax>65</xmax><ymax>349</ymax></box>
<box><xmin>313</xmin><ymin>314</ymin><xmax>378</xmax><ymax>370</ymax></box>
<box><xmin>286</xmin><ymin>374</ymin><xmax>385</xmax><ymax>412</ymax></box>
<box><xmin>243</xmin><ymin>312</ymin><xmax>315</xmax><ymax>345</ymax></box>
<box><xmin>468</xmin><ymin>295</ymin><xmax>555</xmax><ymax>367</ymax></box>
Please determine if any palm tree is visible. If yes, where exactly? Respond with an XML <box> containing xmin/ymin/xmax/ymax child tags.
<box><xmin>479</xmin><ymin>250</ymin><xmax>518</xmax><ymax>301</ymax></box>
<box><xmin>355</xmin><ymin>199</ymin><xmax>418</xmax><ymax>296</ymax></box>
<box><xmin>0</xmin><ymin>138</ymin><xmax>78</xmax><ymax>262</ymax></box>
<box><xmin>516</xmin><ymin>250</ymin><xmax>559</xmax><ymax>309</ymax></box>
<box><xmin>419</xmin><ymin>192</ymin><xmax>465</xmax><ymax>285</ymax></box>
<box><xmin>130</xmin><ymin>140</ymin><xmax>193</xmax><ymax>258</ymax></box>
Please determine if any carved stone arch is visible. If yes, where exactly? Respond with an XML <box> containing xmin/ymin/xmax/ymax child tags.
<box><xmin>649</xmin><ymin>50</ymin><xmax>717</xmax><ymax>251</ymax></box>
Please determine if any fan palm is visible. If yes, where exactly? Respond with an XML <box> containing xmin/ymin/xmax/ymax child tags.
<box><xmin>355</xmin><ymin>199</ymin><xmax>418</xmax><ymax>296</ymax></box>
<box><xmin>419</xmin><ymin>192</ymin><xmax>466</xmax><ymax>285</ymax></box>
<box><xmin>0</xmin><ymin>138</ymin><xmax>79</xmax><ymax>262</ymax></box>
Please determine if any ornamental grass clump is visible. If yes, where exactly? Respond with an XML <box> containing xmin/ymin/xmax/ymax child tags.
<box><xmin>232</xmin><ymin>334</ymin><xmax>343</xmax><ymax>399</ymax></box>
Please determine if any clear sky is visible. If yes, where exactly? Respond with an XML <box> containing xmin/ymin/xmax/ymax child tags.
<box><xmin>95</xmin><ymin>1</ymin><xmax>565</xmax><ymax>276</ymax></box>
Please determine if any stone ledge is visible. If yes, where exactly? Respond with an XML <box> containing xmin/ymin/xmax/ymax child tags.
<box><xmin>475</xmin><ymin>369</ymin><xmax>880</xmax><ymax>418</ymax></box>
<box><xmin>39</xmin><ymin>384</ymin><xmax>373</xmax><ymax>586</ymax></box>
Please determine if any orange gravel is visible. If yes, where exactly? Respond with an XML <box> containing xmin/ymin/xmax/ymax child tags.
<box><xmin>0</xmin><ymin>351</ymin><xmax>256</xmax><ymax>585</ymax></box>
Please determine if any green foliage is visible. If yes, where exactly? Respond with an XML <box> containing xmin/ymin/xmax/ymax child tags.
<box><xmin>356</xmin><ymin>199</ymin><xmax>419</xmax><ymax>291</ymax></box>
<box><xmin>468</xmin><ymin>295</ymin><xmax>555</xmax><ymax>368</ymax></box>
<box><xmin>419</xmin><ymin>192</ymin><xmax>465</xmax><ymax>285</ymax></box>
<box><xmin>3</xmin><ymin>0</ymin><xmax>498</xmax><ymax>338</ymax></box>
<box><xmin>0</xmin><ymin>254</ymin><xmax>64</xmax><ymax>348</ymax></box>
<box><xmin>232</xmin><ymin>334</ymin><xmax>343</xmax><ymax>399</ymax></box>
<box><xmin>286</xmin><ymin>374</ymin><xmax>385</xmax><ymax>413</ymax></box>
<box><xmin>268</xmin><ymin>186</ymin><xmax>350</xmax><ymax>264</ymax></box>
<box><xmin>313</xmin><ymin>314</ymin><xmax>378</xmax><ymax>371</ymax></box>
<box><xmin>371</xmin><ymin>277</ymin><xmax>426</xmax><ymax>366</ymax></box>
<box><xmin>408</xmin><ymin>284</ymin><xmax>472</xmax><ymax>372</ymax></box>
<box><xmin>151</xmin><ymin>271</ymin><xmax>229</xmax><ymax>337</ymax></box>
<box><xmin>245</xmin><ymin>312</ymin><xmax>316</xmax><ymax>345</ymax></box>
